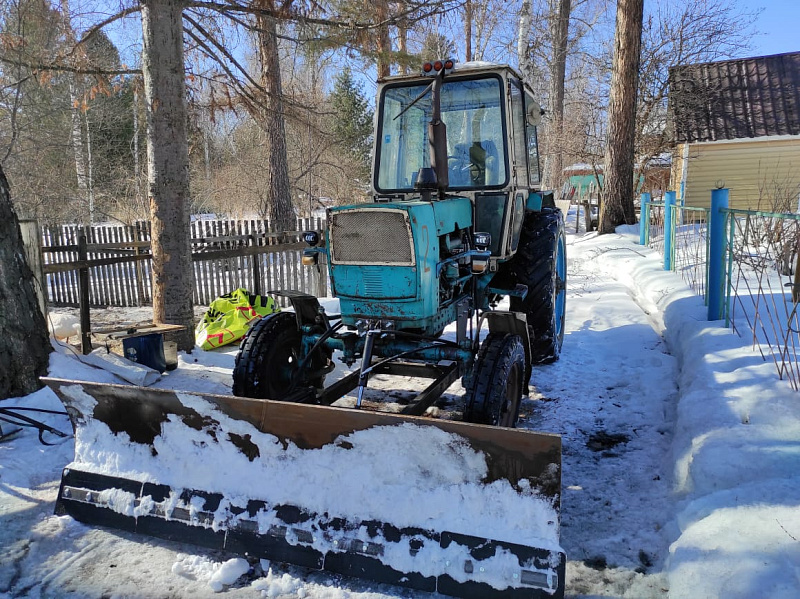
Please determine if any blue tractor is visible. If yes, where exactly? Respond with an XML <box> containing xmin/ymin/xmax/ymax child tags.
<box><xmin>46</xmin><ymin>60</ymin><xmax>568</xmax><ymax>599</ymax></box>
<box><xmin>233</xmin><ymin>59</ymin><xmax>567</xmax><ymax>427</ymax></box>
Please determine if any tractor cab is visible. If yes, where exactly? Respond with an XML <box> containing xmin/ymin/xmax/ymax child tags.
<box><xmin>372</xmin><ymin>61</ymin><xmax>546</xmax><ymax>262</ymax></box>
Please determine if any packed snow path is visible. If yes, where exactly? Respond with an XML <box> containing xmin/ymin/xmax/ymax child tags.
<box><xmin>529</xmin><ymin>236</ymin><xmax>675</xmax><ymax>597</ymax></box>
<box><xmin>3</xmin><ymin>215</ymin><xmax>799</xmax><ymax>598</ymax></box>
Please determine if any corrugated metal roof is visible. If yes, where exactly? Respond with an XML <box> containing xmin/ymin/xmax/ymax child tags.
<box><xmin>669</xmin><ymin>52</ymin><xmax>800</xmax><ymax>143</ymax></box>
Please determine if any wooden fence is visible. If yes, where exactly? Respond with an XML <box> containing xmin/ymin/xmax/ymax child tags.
<box><xmin>19</xmin><ymin>219</ymin><xmax>47</xmax><ymax>315</ymax></box>
<box><xmin>41</xmin><ymin>218</ymin><xmax>328</xmax><ymax>308</ymax></box>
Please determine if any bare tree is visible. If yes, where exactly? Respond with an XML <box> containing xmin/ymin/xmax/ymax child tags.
<box><xmin>545</xmin><ymin>0</ymin><xmax>571</xmax><ymax>191</ymax></box>
<box><xmin>253</xmin><ymin>1</ymin><xmax>295</xmax><ymax>228</ymax></box>
<box><xmin>636</xmin><ymin>0</ymin><xmax>756</xmax><ymax>182</ymax></box>
<box><xmin>599</xmin><ymin>0</ymin><xmax>643</xmax><ymax>233</ymax></box>
<box><xmin>0</xmin><ymin>163</ymin><xmax>50</xmax><ymax>399</ymax></box>
<box><xmin>517</xmin><ymin>0</ymin><xmax>534</xmax><ymax>81</ymax></box>
<box><xmin>141</xmin><ymin>0</ymin><xmax>195</xmax><ymax>350</ymax></box>
<box><xmin>463</xmin><ymin>0</ymin><xmax>473</xmax><ymax>61</ymax></box>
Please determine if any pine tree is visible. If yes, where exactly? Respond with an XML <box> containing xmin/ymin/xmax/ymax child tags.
<box><xmin>599</xmin><ymin>0</ymin><xmax>644</xmax><ymax>233</ymax></box>
<box><xmin>330</xmin><ymin>67</ymin><xmax>374</xmax><ymax>179</ymax></box>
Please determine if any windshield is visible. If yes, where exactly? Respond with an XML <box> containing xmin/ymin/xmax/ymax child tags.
<box><xmin>375</xmin><ymin>76</ymin><xmax>507</xmax><ymax>192</ymax></box>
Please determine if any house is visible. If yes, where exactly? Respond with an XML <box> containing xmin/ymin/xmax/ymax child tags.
<box><xmin>668</xmin><ymin>51</ymin><xmax>800</xmax><ymax>211</ymax></box>
<box><xmin>559</xmin><ymin>159</ymin><xmax>670</xmax><ymax>230</ymax></box>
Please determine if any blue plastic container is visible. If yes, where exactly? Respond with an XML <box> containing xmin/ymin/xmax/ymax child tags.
<box><xmin>123</xmin><ymin>333</ymin><xmax>167</xmax><ymax>373</ymax></box>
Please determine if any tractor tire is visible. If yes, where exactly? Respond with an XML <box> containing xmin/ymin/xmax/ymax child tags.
<box><xmin>509</xmin><ymin>207</ymin><xmax>566</xmax><ymax>364</ymax></box>
<box><xmin>464</xmin><ymin>333</ymin><xmax>526</xmax><ymax>427</ymax></box>
<box><xmin>233</xmin><ymin>312</ymin><xmax>321</xmax><ymax>400</ymax></box>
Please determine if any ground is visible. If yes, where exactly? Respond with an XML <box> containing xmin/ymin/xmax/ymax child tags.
<box><xmin>2</xmin><ymin>208</ymin><xmax>799</xmax><ymax>598</ymax></box>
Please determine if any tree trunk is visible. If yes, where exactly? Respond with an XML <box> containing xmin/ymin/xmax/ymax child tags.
<box><xmin>375</xmin><ymin>0</ymin><xmax>391</xmax><ymax>78</ymax></box>
<box><xmin>517</xmin><ymin>0</ymin><xmax>533</xmax><ymax>83</ymax></box>
<box><xmin>546</xmin><ymin>0</ymin><xmax>571</xmax><ymax>192</ymax></box>
<box><xmin>68</xmin><ymin>79</ymin><xmax>90</xmax><ymax>220</ymax></box>
<box><xmin>599</xmin><ymin>0</ymin><xmax>643</xmax><ymax>233</ymax></box>
<box><xmin>256</xmin><ymin>7</ymin><xmax>295</xmax><ymax>230</ymax></box>
<box><xmin>140</xmin><ymin>0</ymin><xmax>195</xmax><ymax>350</ymax></box>
<box><xmin>60</xmin><ymin>0</ymin><xmax>91</xmax><ymax>222</ymax></box>
<box><xmin>464</xmin><ymin>0</ymin><xmax>473</xmax><ymax>62</ymax></box>
<box><xmin>0</xmin><ymin>164</ymin><xmax>50</xmax><ymax>399</ymax></box>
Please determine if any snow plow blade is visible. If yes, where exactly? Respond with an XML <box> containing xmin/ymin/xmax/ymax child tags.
<box><xmin>44</xmin><ymin>378</ymin><xmax>564</xmax><ymax>598</ymax></box>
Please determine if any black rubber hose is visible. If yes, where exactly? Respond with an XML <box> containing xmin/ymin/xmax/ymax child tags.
<box><xmin>0</xmin><ymin>407</ymin><xmax>71</xmax><ymax>445</ymax></box>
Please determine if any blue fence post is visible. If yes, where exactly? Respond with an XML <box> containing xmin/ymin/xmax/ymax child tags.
<box><xmin>707</xmin><ymin>188</ymin><xmax>729</xmax><ymax>321</ymax></box>
<box><xmin>639</xmin><ymin>192</ymin><xmax>651</xmax><ymax>246</ymax></box>
<box><xmin>664</xmin><ymin>191</ymin><xmax>676</xmax><ymax>270</ymax></box>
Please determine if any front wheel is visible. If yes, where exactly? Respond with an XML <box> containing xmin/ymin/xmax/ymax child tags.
<box><xmin>233</xmin><ymin>312</ymin><xmax>311</xmax><ymax>399</ymax></box>
<box><xmin>464</xmin><ymin>333</ymin><xmax>527</xmax><ymax>427</ymax></box>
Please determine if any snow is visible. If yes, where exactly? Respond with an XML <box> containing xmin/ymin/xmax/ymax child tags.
<box><xmin>2</xmin><ymin>207</ymin><xmax>800</xmax><ymax>597</ymax></box>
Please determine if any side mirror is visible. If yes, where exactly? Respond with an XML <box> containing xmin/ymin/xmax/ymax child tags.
<box><xmin>526</xmin><ymin>96</ymin><xmax>544</xmax><ymax>126</ymax></box>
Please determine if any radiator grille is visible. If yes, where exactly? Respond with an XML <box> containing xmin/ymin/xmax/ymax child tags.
<box><xmin>330</xmin><ymin>209</ymin><xmax>415</xmax><ymax>265</ymax></box>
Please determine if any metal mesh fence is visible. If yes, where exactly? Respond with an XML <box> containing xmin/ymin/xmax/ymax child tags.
<box><xmin>725</xmin><ymin>209</ymin><xmax>800</xmax><ymax>390</ymax></box>
<box><xmin>646</xmin><ymin>202</ymin><xmax>665</xmax><ymax>255</ymax></box>
<box><xmin>672</xmin><ymin>206</ymin><xmax>710</xmax><ymax>299</ymax></box>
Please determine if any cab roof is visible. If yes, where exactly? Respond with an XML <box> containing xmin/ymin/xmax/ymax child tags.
<box><xmin>378</xmin><ymin>61</ymin><xmax>525</xmax><ymax>85</ymax></box>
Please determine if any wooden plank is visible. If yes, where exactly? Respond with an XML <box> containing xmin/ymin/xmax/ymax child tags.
<box><xmin>56</xmin><ymin>226</ymin><xmax>68</xmax><ymax>306</ymax></box>
<box><xmin>141</xmin><ymin>221</ymin><xmax>153</xmax><ymax>304</ymax></box>
<box><xmin>225</xmin><ymin>219</ymin><xmax>236</xmax><ymax>292</ymax></box>
<box><xmin>41</xmin><ymin>243</ymin><xmax>81</xmax><ymax>252</ymax></box>
<box><xmin>98</xmin><ymin>225</ymin><xmax>110</xmax><ymax>306</ymax></box>
<box><xmin>60</xmin><ymin>225</ymin><xmax>71</xmax><ymax>305</ymax></box>
<box><xmin>234</xmin><ymin>220</ymin><xmax>244</xmax><ymax>291</ymax></box>
<box><xmin>134</xmin><ymin>223</ymin><xmax>145</xmax><ymax>306</ymax></box>
<box><xmin>205</xmin><ymin>220</ymin><xmax>215</xmax><ymax>304</ymax></box>
<box><xmin>96</xmin><ymin>225</ymin><xmax>105</xmax><ymax>306</ymax></box>
<box><xmin>69</xmin><ymin>225</ymin><xmax>80</xmax><ymax>306</ymax></box>
<box><xmin>212</xmin><ymin>219</ymin><xmax>222</xmax><ymax>300</ymax></box>
<box><xmin>51</xmin><ymin>226</ymin><xmax>64</xmax><ymax>305</ymax></box>
<box><xmin>189</xmin><ymin>221</ymin><xmax>199</xmax><ymax>305</ymax></box>
<box><xmin>77</xmin><ymin>234</ymin><xmax>91</xmax><ymax>353</ymax></box>
<box><xmin>249</xmin><ymin>220</ymin><xmax>259</xmax><ymax>295</ymax></box>
<box><xmin>111</xmin><ymin>226</ymin><xmax>126</xmax><ymax>306</ymax></box>
<box><xmin>18</xmin><ymin>220</ymin><xmax>47</xmax><ymax>314</ymax></box>
<box><xmin>124</xmin><ymin>226</ymin><xmax>137</xmax><ymax>306</ymax></box>
<box><xmin>196</xmin><ymin>221</ymin><xmax>207</xmax><ymax>304</ymax></box>
<box><xmin>104</xmin><ymin>226</ymin><xmax>117</xmax><ymax>306</ymax></box>
<box><xmin>276</xmin><ymin>223</ymin><xmax>285</xmax><ymax>300</ymax></box>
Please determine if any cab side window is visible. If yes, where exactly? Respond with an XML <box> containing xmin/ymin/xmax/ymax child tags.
<box><xmin>510</xmin><ymin>81</ymin><xmax>529</xmax><ymax>186</ymax></box>
<box><xmin>525</xmin><ymin>93</ymin><xmax>541</xmax><ymax>186</ymax></box>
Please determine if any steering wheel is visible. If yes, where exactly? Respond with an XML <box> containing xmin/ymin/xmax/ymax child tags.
<box><xmin>448</xmin><ymin>155</ymin><xmax>470</xmax><ymax>186</ymax></box>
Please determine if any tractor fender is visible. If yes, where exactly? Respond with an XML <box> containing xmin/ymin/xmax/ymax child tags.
<box><xmin>267</xmin><ymin>290</ymin><xmax>324</xmax><ymax>329</ymax></box>
<box><xmin>481</xmin><ymin>310</ymin><xmax>532</xmax><ymax>387</ymax></box>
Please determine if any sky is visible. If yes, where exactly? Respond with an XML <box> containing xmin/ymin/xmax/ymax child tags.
<box><xmin>749</xmin><ymin>0</ymin><xmax>800</xmax><ymax>57</ymax></box>
<box><xmin>3</xmin><ymin>209</ymin><xmax>800</xmax><ymax>597</ymax></box>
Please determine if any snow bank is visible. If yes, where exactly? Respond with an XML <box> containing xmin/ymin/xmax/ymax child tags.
<box><xmin>591</xmin><ymin>227</ymin><xmax>800</xmax><ymax>598</ymax></box>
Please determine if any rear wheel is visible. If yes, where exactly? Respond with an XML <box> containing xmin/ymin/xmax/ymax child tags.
<box><xmin>233</xmin><ymin>312</ymin><xmax>313</xmax><ymax>399</ymax></box>
<box><xmin>509</xmin><ymin>208</ymin><xmax>566</xmax><ymax>364</ymax></box>
<box><xmin>464</xmin><ymin>333</ymin><xmax>526</xmax><ymax>427</ymax></box>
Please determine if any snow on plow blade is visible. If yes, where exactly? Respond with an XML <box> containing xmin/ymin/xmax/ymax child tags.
<box><xmin>44</xmin><ymin>378</ymin><xmax>565</xmax><ymax>598</ymax></box>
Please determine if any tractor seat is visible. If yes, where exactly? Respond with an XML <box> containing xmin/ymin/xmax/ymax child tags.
<box><xmin>468</xmin><ymin>140</ymin><xmax>499</xmax><ymax>186</ymax></box>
